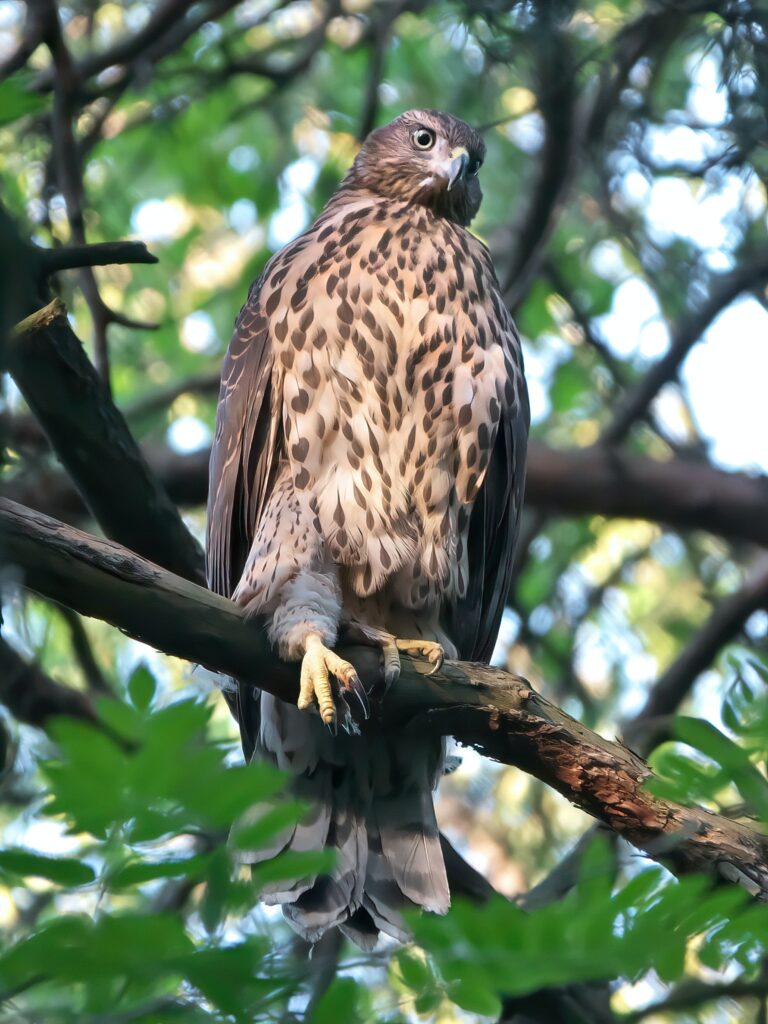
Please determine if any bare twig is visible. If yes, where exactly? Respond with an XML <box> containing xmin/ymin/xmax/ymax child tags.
<box><xmin>601</xmin><ymin>251</ymin><xmax>768</xmax><ymax>446</ymax></box>
<box><xmin>54</xmin><ymin>603</ymin><xmax>111</xmax><ymax>695</ymax></box>
<box><xmin>625</xmin><ymin>976</ymin><xmax>768</xmax><ymax>1022</ymax></box>
<box><xmin>42</xmin><ymin>0</ymin><xmax>116</xmax><ymax>388</ymax></box>
<box><xmin>33</xmin><ymin>0</ymin><xmax>198</xmax><ymax>92</ymax></box>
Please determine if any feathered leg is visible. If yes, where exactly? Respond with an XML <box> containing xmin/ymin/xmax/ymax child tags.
<box><xmin>233</xmin><ymin>467</ymin><xmax>367</xmax><ymax>730</ymax></box>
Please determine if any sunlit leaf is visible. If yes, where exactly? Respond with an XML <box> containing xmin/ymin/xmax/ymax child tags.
<box><xmin>0</xmin><ymin>849</ymin><xmax>95</xmax><ymax>887</ymax></box>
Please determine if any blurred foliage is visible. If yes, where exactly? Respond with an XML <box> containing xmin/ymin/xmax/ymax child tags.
<box><xmin>2</xmin><ymin>0</ymin><xmax>768</xmax><ymax>1021</ymax></box>
<box><xmin>4</xmin><ymin>661</ymin><xmax>768</xmax><ymax>1022</ymax></box>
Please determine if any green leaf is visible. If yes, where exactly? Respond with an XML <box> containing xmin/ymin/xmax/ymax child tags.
<box><xmin>550</xmin><ymin>358</ymin><xmax>593</xmax><ymax>414</ymax></box>
<box><xmin>449</xmin><ymin>970</ymin><xmax>502</xmax><ymax>1017</ymax></box>
<box><xmin>251</xmin><ymin>849</ymin><xmax>335</xmax><ymax>890</ymax></box>
<box><xmin>110</xmin><ymin>852</ymin><xmax>212</xmax><ymax>889</ymax></box>
<box><xmin>397</xmin><ymin>948</ymin><xmax>434</xmax><ymax>993</ymax></box>
<box><xmin>128</xmin><ymin>663</ymin><xmax>157</xmax><ymax>711</ymax></box>
<box><xmin>95</xmin><ymin>696</ymin><xmax>143</xmax><ymax>742</ymax></box>
<box><xmin>0</xmin><ymin>849</ymin><xmax>95</xmax><ymax>887</ymax></box>
<box><xmin>183</xmin><ymin>942</ymin><xmax>272</xmax><ymax>1016</ymax></box>
<box><xmin>200</xmin><ymin>847</ymin><xmax>232</xmax><ymax>935</ymax></box>
<box><xmin>231</xmin><ymin>800</ymin><xmax>308</xmax><ymax>851</ymax></box>
<box><xmin>0</xmin><ymin>75</ymin><xmax>48</xmax><ymax>127</ymax></box>
<box><xmin>414</xmin><ymin>989</ymin><xmax>441</xmax><ymax>1014</ymax></box>
<box><xmin>674</xmin><ymin>716</ymin><xmax>768</xmax><ymax>810</ymax></box>
<box><xmin>310</xmin><ymin>978</ymin><xmax>360</xmax><ymax>1024</ymax></box>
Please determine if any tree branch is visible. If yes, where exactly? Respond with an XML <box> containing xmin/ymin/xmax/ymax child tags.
<box><xmin>601</xmin><ymin>250</ymin><xmax>768</xmax><ymax>445</ymax></box>
<box><xmin>3</xmin><ymin>300</ymin><xmax>204</xmax><ymax>583</ymax></box>
<box><xmin>54</xmin><ymin>603</ymin><xmax>112</xmax><ymax>695</ymax></box>
<box><xmin>2</xmin><ymin>497</ymin><xmax>768</xmax><ymax>900</ymax></box>
<box><xmin>627</xmin><ymin>556</ymin><xmax>768</xmax><ymax>753</ymax></box>
<box><xmin>8</xmin><ymin>438</ymin><xmax>768</xmax><ymax>550</ymax></box>
<box><xmin>32</xmin><ymin>0</ymin><xmax>197</xmax><ymax>92</ymax></box>
<box><xmin>525</xmin><ymin>441</ymin><xmax>768</xmax><ymax>547</ymax></box>
<box><xmin>0</xmin><ymin>634</ymin><xmax>97</xmax><ymax>729</ymax></box>
<box><xmin>625</xmin><ymin>976</ymin><xmax>768</xmax><ymax>1023</ymax></box>
<box><xmin>35</xmin><ymin>240</ymin><xmax>158</xmax><ymax>273</ymax></box>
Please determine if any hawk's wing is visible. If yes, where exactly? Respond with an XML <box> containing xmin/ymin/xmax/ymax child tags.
<box><xmin>445</xmin><ymin>349</ymin><xmax>530</xmax><ymax>664</ymax></box>
<box><xmin>206</xmin><ymin>278</ymin><xmax>281</xmax><ymax>757</ymax></box>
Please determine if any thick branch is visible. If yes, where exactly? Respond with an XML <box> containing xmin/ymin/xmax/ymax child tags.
<box><xmin>525</xmin><ymin>441</ymin><xmax>768</xmax><ymax>547</ymax></box>
<box><xmin>2</xmin><ymin>497</ymin><xmax>768</xmax><ymax>900</ymax></box>
<box><xmin>7</xmin><ymin>438</ymin><xmax>768</xmax><ymax>550</ymax></box>
<box><xmin>3</xmin><ymin>300</ymin><xmax>204</xmax><ymax>583</ymax></box>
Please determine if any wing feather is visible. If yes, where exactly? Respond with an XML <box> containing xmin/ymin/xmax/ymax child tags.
<box><xmin>206</xmin><ymin>279</ymin><xmax>278</xmax><ymax>600</ymax></box>
<box><xmin>206</xmin><ymin>277</ymin><xmax>281</xmax><ymax>757</ymax></box>
<box><xmin>445</xmin><ymin>340</ymin><xmax>530</xmax><ymax>664</ymax></box>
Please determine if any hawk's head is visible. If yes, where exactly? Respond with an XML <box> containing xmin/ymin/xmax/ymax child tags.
<box><xmin>346</xmin><ymin>110</ymin><xmax>485</xmax><ymax>226</ymax></box>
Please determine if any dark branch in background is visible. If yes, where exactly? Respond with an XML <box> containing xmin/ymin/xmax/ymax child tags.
<box><xmin>54</xmin><ymin>603</ymin><xmax>111</xmax><ymax>695</ymax></box>
<box><xmin>494</xmin><ymin>0</ymin><xmax>699</xmax><ymax>313</ymax></box>
<box><xmin>525</xmin><ymin>441</ymin><xmax>768</xmax><ymax>547</ymax></box>
<box><xmin>42</xmin><ymin>0</ymin><xmax>117</xmax><ymax>389</ymax></box>
<box><xmin>3</xmin><ymin>497</ymin><xmax>768</xmax><ymax>903</ymax></box>
<box><xmin>544</xmin><ymin>259</ymin><xmax>628</xmax><ymax>389</ymax></box>
<box><xmin>357</xmin><ymin>1</ymin><xmax>424</xmax><ymax>141</ymax></box>
<box><xmin>496</xmin><ymin>9</ymin><xmax>578</xmax><ymax>312</ymax></box>
<box><xmin>4</xmin><ymin>299</ymin><xmax>204</xmax><ymax>583</ymax></box>
<box><xmin>601</xmin><ymin>250</ymin><xmax>768</xmax><ymax>445</ymax></box>
<box><xmin>625</xmin><ymin>975</ymin><xmax>768</xmax><ymax>1023</ymax></box>
<box><xmin>36</xmin><ymin>240</ymin><xmax>158</xmax><ymax>273</ymax></box>
<box><xmin>627</xmin><ymin>556</ymin><xmax>768</xmax><ymax>754</ymax></box>
<box><xmin>123</xmin><ymin>368</ymin><xmax>220</xmax><ymax>421</ymax></box>
<box><xmin>7</xmin><ymin>437</ymin><xmax>768</xmax><ymax>550</ymax></box>
<box><xmin>0</xmin><ymin>2</ymin><xmax>56</xmax><ymax>80</ymax></box>
<box><xmin>33</xmin><ymin>0</ymin><xmax>203</xmax><ymax>93</ymax></box>
<box><xmin>0</xmin><ymin>634</ymin><xmax>97</xmax><ymax>728</ymax></box>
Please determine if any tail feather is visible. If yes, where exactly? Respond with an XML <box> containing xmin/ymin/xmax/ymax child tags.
<box><xmin>361</xmin><ymin>821</ymin><xmax>412</xmax><ymax>942</ymax></box>
<box><xmin>281</xmin><ymin>798</ymin><xmax>367</xmax><ymax>941</ymax></box>
<box><xmin>236</xmin><ymin>769</ymin><xmax>332</xmax><ymax>866</ymax></box>
<box><xmin>339</xmin><ymin>907</ymin><xmax>380</xmax><ymax>951</ymax></box>
<box><xmin>376</xmin><ymin>791</ymin><xmax>450</xmax><ymax>914</ymax></box>
<box><xmin>252</xmin><ymin>694</ymin><xmax>450</xmax><ymax>947</ymax></box>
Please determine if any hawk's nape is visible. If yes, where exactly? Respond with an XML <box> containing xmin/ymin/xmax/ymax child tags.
<box><xmin>206</xmin><ymin>109</ymin><xmax>529</xmax><ymax>947</ymax></box>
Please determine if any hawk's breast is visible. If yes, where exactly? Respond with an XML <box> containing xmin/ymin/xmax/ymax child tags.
<box><xmin>263</xmin><ymin>196</ymin><xmax>523</xmax><ymax>606</ymax></box>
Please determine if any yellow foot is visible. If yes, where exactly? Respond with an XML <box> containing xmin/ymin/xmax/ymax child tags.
<box><xmin>381</xmin><ymin>637</ymin><xmax>444</xmax><ymax>686</ymax></box>
<box><xmin>298</xmin><ymin>635</ymin><xmax>369</xmax><ymax>734</ymax></box>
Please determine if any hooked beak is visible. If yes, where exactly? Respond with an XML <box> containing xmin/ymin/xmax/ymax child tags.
<box><xmin>445</xmin><ymin>146</ymin><xmax>470</xmax><ymax>191</ymax></box>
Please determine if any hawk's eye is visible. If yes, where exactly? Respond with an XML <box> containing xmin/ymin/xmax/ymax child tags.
<box><xmin>411</xmin><ymin>128</ymin><xmax>435</xmax><ymax>150</ymax></box>
<box><xmin>467</xmin><ymin>156</ymin><xmax>483</xmax><ymax>177</ymax></box>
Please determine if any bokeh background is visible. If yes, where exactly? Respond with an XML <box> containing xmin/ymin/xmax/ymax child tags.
<box><xmin>1</xmin><ymin>1</ymin><xmax>768</xmax><ymax>1021</ymax></box>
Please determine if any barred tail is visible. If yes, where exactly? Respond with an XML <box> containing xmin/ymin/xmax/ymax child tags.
<box><xmin>238</xmin><ymin>693</ymin><xmax>450</xmax><ymax>947</ymax></box>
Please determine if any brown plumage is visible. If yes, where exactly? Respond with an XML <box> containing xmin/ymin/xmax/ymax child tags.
<box><xmin>206</xmin><ymin>109</ymin><xmax>529</xmax><ymax>946</ymax></box>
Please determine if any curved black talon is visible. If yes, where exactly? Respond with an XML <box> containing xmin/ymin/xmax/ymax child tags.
<box><xmin>344</xmin><ymin>673</ymin><xmax>370</xmax><ymax>719</ymax></box>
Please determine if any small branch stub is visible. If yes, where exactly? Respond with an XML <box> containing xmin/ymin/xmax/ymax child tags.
<box><xmin>13</xmin><ymin>298</ymin><xmax>67</xmax><ymax>339</ymax></box>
